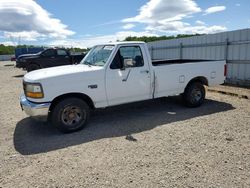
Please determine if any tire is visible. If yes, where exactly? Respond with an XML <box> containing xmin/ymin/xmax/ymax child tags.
<box><xmin>51</xmin><ymin>98</ymin><xmax>90</xmax><ymax>133</ymax></box>
<box><xmin>27</xmin><ymin>64</ymin><xmax>40</xmax><ymax>72</ymax></box>
<box><xmin>183</xmin><ymin>82</ymin><xmax>205</xmax><ymax>107</ymax></box>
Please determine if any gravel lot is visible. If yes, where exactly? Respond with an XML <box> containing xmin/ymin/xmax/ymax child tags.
<box><xmin>0</xmin><ymin>61</ymin><xmax>249</xmax><ymax>188</ymax></box>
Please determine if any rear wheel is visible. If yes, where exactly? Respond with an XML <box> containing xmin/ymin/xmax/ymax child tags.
<box><xmin>27</xmin><ymin>64</ymin><xmax>40</xmax><ymax>72</ymax></box>
<box><xmin>51</xmin><ymin>98</ymin><xmax>90</xmax><ymax>133</ymax></box>
<box><xmin>183</xmin><ymin>82</ymin><xmax>205</xmax><ymax>107</ymax></box>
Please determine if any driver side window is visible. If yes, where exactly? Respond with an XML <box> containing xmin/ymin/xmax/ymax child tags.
<box><xmin>110</xmin><ymin>46</ymin><xmax>144</xmax><ymax>69</ymax></box>
<box><xmin>42</xmin><ymin>49</ymin><xmax>55</xmax><ymax>57</ymax></box>
<box><xmin>57</xmin><ymin>49</ymin><xmax>67</xmax><ymax>56</ymax></box>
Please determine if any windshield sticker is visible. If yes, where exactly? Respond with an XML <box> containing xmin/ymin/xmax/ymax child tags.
<box><xmin>103</xmin><ymin>46</ymin><xmax>114</xmax><ymax>50</ymax></box>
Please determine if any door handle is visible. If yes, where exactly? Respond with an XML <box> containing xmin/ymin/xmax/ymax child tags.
<box><xmin>140</xmin><ymin>70</ymin><xmax>149</xmax><ymax>74</ymax></box>
<box><xmin>122</xmin><ymin>69</ymin><xmax>131</xmax><ymax>82</ymax></box>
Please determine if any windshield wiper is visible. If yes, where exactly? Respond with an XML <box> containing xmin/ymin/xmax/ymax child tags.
<box><xmin>83</xmin><ymin>61</ymin><xmax>92</xmax><ymax>67</ymax></box>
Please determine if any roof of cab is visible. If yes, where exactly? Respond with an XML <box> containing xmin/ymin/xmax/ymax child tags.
<box><xmin>96</xmin><ymin>41</ymin><xmax>146</xmax><ymax>46</ymax></box>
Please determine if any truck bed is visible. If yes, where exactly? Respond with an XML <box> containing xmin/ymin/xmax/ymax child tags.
<box><xmin>152</xmin><ymin>60</ymin><xmax>226</xmax><ymax>98</ymax></box>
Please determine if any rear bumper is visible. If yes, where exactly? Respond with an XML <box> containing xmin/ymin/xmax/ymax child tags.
<box><xmin>20</xmin><ymin>95</ymin><xmax>51</xmax><ymax>121</ymax></box>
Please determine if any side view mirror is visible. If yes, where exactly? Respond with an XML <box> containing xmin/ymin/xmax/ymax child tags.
<box><xmin>123</xmin><ymin>59</ymin><xmax>133</xmax><ymax>68</ymax></box>
<box><xmin>119</xmin><ymin>59</ymin><xmax>129</xmax><ymax>71</ymax></box>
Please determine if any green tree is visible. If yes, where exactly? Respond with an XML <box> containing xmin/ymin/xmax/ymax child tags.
<box><xmin>0</xmin><ymin>44</ymin><xmax>15</xmax><ymax>55</ymax></box>
<box><xmin>124</xmin><ymin>34</ymin><xmax>202</xmax><ymax>43</ymax></box>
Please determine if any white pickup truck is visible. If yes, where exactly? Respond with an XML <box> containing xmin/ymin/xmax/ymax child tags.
<box><xmin>20</xmin><ymin>41</ymin><xmax>226</xmax><ymax>133</ymax></box>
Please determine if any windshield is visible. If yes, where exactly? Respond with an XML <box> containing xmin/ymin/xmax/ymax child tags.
<box><xmin>81</xmin><ymin>45</ymin><xmax>114</xmax><ymax>66</ymax></box>
<box><xmin>34</xmin><ymin>51</ymin><xmax>43</xmax><ymax>55</ymax></box>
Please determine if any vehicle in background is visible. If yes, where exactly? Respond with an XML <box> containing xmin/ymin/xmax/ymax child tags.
<box><xmin>16</xmin><ymin>48</ymin><xmax>85</xmax><ymax>72</ymax></box>
<box><xmin>20</xmin><ymin>42</ymin><xmax>226</xmax><ymax>133</ymax></box>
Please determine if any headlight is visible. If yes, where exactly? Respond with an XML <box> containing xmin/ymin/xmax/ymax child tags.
<box><xmin>23</xmin><ymin>82</ymin><xmax>44</xmax><ymax>98</ymax></box>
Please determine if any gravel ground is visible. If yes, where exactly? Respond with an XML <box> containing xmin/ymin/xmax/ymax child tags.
<box><xmin>0</xmin><ymin>61</ymin><xmax>249</xmax><ymax>188</ymax></box>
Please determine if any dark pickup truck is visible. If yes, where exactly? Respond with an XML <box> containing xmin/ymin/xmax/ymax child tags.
<box><xmin>16</xmin><ymin>48</ymin><xmax>85</xmax><ymax>72</ymax></box>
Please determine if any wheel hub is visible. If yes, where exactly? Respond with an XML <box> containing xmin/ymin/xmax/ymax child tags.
<box><xmin>61</xmin><ymin>106</ymin><xmax>83</xmax><ymax>126</ymax></box>
<box><xmin>191</xmin><ymin>88</ymin><xmax>202</xmax><ymax>102</ymax></box>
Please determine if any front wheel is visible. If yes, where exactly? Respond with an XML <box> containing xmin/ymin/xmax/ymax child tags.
<box><xmin>27</xmin><ymin>64</ymin><xmax>40</xmax><ymax>72</ymax></box>
<box><xmin>183</xmin><ymin>82</ymin><xmax>206</xmax><ymax>107</ymax></box>
<box><xmin>51</xmin><ymin>98</ymin><xmax>90</xmax><ymax>133</ymax></box>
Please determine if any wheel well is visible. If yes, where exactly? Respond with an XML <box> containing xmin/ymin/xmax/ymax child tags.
<box><xmin>49</xmin><ymin>93</ymin><xmax>95</xmax><ymax>112</ymax></box>
<box><xmin>184</xmin><ymin>76</ymin><xmax>208</xmax><ymax>92</ymax></box>
<box><xmin>27</xmin><ymin>63</ymin><xmax>41</xmax><ymax>68</ymax></box>
<box><xmin>30</xmin><ymin>62</ymin><xmax>40</xmax><ymax>66</ymax></box>
<box><xmin>188</xmin><ymin>76</ymin><xmax>208</xmax><ymax>86</ymax></box>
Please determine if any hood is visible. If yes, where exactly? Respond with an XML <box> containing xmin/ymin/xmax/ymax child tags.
<box><xmin>18</xmin><ymin>53</ymin><xmax>39</xmax><ymax>59</ymax></box>
<box><xmin>24</xmin><ymin>64</ymin><xmax>103</xmax><ymax>82</ymax></box>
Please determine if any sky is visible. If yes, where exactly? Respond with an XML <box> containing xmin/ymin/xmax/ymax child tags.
<box><xmin>0</xmin><ymin>0</ymin><xmax>249</xmax><ymax>48</ymax></box>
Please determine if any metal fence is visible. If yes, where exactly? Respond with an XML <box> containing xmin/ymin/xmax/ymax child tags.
<box><xmin>148</xmin><ymin>28</ymin><xmax>250</xmax><ymax>86</ymax></box>
<box><xmin>0</xmin><ymin>55</ymin><xmax>14</xmax><ymax>61</ymax></box>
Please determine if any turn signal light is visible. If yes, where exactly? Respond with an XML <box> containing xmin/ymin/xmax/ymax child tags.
<box><xmin>26</xmin><ymin>92</ymin><xmax>44</xmax><ymax>98</ymax></box>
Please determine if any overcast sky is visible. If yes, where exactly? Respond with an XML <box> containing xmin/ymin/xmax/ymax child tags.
<box><xmin>0</xmin><ymin>0</ymin><xmax>249</xmax><ymax>48</ymax></box>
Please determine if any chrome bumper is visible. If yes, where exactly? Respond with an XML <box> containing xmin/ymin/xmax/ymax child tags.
<box><xmin>20</xmin><ymin>95</ymin><xmax>51</xmax><ymax>121</ymax></box>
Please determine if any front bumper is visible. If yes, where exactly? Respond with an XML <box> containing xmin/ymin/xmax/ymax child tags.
<box><xmin>20</xmin><ymin>95</ymin><xmax>51</xmax><ymax>121</ymax></box>
<box><xmin>15</xmin><ymin>61</ymin><xmax>24</xmax><ymax>68</ymax></box>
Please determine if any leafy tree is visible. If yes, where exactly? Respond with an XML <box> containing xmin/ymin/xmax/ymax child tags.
<box><xmin>124</xmin><ymin>34</ymin><xmax>202</xmax><ymax>43</ymax></box>
<box><xmin>0</xmin><ymin>44</ymin><xmax>15</xmax><ymax>55</ymax></box>
<box><xmin>68</xmin><ymin>47</ymin><xmax>89</xmax><ymax>53</ymax></box>
<box><xmin>0</xmin><ymin>34</ymin><xmax>202</xmax><ymax>55</ymax></box>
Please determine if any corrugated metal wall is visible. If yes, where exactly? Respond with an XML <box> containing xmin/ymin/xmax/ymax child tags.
<box><xmin>147</xmin><ymin>28</ymin><xmax>250</xmax><ymax>86</ymax></box>
<box><xmin>0</xmin><ymin>55</ymin><xmax>14</xmax><ymax>61</ymax></box>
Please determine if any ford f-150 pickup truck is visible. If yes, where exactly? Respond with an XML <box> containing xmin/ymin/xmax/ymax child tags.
<box><xmin>20</xmin><ymin>41</ymin><xmax>226</xmax><ymax>133</ymax></box>
<box><xmin>16</xmin><ymin>48</ymin><xmax>85</xmax><ymax>72</ymax></box>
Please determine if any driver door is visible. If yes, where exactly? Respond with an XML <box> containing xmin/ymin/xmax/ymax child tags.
<box><xmin>106</xmin><ymin>45</ymin><xmax>151</xmax><ymax>106</ymax></box>
<box><xmin>56</xmin><ymin>49</ymin><xmax>71</xmax><ymax>66</ymax></box>
<box><xmin>40</xmin><ymin>49</ymin><xmax>57</xmax><ymax>67</ymax></box>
